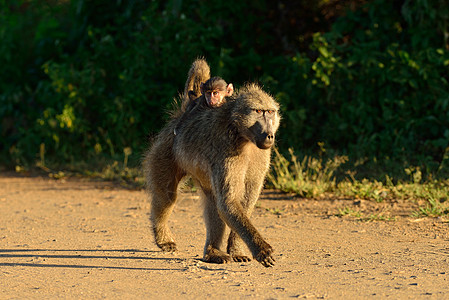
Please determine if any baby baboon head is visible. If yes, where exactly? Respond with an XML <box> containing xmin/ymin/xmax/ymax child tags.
<box><xmin>201</xmin><ymin>77</ymin><xmax>234</xmax><ymax>107</ymax></box>
<box><xmin>232</xmin><ymin>84</ymin><xmax>280</xmax><ymax>149</ymax></box>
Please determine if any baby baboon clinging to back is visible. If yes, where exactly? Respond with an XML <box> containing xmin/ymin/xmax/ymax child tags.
<box><xmin>194</xmin><ymin>76</ymin><xmax>234</xmax><ymax>108</ymax></box>
<box><xmin>174</xmin><ymin>76</ymin><xmax>234</xmax><ymax>135</ymax></box>
<box><xmin>144</xmin><ymin>59</ymin><xmax>280</xmax><ymax>267</ymax></box>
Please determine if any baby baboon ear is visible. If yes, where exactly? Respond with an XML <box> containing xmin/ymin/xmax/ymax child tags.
<box><xmin>188</xmin><ymin>90</ymin><xmax>198</xmax><ymax>102</ymax></box>
<box><xmin>226</xmin><ymin>83</ymin><xmax>234</xmax><ymax>96</ymax></box>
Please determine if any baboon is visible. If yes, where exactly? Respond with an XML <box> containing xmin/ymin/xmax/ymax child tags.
<box><xmin>198</xmin><ymin>76</ymin><xmax>234</xmax><ymax>107</ymax></box>
<box><xmin>181</xmin><ymin>60</ymin><xmax>232</xmax><ymax>112</ymax></box>
<box><xmin>174</xmin><ymin>76</ymin><xmax>234</xmax><ymax>135</ymax></box>
<box><xmin>144</xmin><ymin>59</ymin><xmax>280</xmax><ymax>267</ymax></box>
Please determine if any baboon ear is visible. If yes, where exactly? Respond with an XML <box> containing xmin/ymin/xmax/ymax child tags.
<box><xmin>188</xmin><ymin>90</ymin><xmax>197</xmax><ymax>101</ymax></box>
<box><xmin>227</xmin><ymin>83</ymin><xmax>234</xmax><ymax>96</ymax></box>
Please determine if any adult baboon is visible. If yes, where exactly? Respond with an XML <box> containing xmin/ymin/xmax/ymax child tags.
<box><xmin>144</xmin><ymin>59</ymin><xmax>280</xmax><ymax>267</ymax></box>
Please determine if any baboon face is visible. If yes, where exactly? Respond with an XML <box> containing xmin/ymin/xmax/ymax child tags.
<box><xmin>248</xmin><ymin>108</ymin><xmax>279</xmax><ymax>149</ymax></box>
<box><xmin>201</xmin><ymin>77</ymin><xmax>234</xmax><ymax>107</ymax></box>
<box><xmin>233</xmin><ymin>85</ymin><xmax>280</xmax><ymax>150</ymax></box>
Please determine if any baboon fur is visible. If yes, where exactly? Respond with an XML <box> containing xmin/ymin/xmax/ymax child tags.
<box><xmin>143</xmin><ymin>59</ymin><xmax>280</xmax><ymax>267</ymax></box>
<box><xmin>182</xmin><ymin>58</ymin><xmax>210</xmax><ymax>111</ymax></box>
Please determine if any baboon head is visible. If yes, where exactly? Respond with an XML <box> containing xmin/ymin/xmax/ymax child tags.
<box><xmin>201</xmin><ymin>77</ymin><xmax>234</xmax><ymax>107</ymax></box>
<box><xmin>231</xmin><ymin>84</ymin><xmax>280</xmax><ymax>149</ymax></box>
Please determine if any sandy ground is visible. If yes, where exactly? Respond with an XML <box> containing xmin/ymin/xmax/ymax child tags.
<box><xmin>1</xmin><ymin>174</ymin><xmax>448</xmax><ymax>299</ymax></box>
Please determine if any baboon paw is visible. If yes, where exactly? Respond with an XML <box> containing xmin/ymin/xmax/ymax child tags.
<box><xmin>256</xmin><ymin>246</ymin><xmax>275</xmax><ymax>267</ymax></box>
<box><xmin>158</xmin><ymin>242</ymin><xmax>177</xmax><ymax>252</ymax></box>
<box><xmin>204</xmin><ymin>254</ymin><xmax>232</xmax><ymax>264</ymax></box>
<box><xmin>232</xmin><ymin>255</ymin><xmax>252</xmax><ymax>263</ymax></box>
<box><xmin>204</xmin><ymin>248</ymin><xmax>232</xmax><ymax>264</ymax></box>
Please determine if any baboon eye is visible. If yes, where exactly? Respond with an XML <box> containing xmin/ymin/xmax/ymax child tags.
<box><xmin>267</xmin><ymin>110</ymin><xmax>274</xmax><ymax>114</ymax></box>
<box><xmin>255</xmin><ymin>109</ymin><xmax>263</xmax><ymax>114</ymax></box>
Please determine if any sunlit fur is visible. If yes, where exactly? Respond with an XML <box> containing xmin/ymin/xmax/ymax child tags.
<box><xmin>143</xmin><ymin>59</ymin><xmax>280</xmax><ymax>267</ymax></box>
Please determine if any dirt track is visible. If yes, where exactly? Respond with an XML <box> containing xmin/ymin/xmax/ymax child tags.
<box><xmin>1</xmin><ymin>174</ymin><xmax>449</xmax><ymax>299</ymax></box>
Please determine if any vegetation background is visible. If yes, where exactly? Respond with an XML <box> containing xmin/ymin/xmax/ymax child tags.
<box><xmin>1</xmin><ymin>0</ymin><xmax>449</xmax><ymax>191</ymax></box>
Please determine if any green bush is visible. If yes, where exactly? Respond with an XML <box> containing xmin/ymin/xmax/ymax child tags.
<box><xmin>264</xmin><ymin>0</ymin><xmax>449</xmax><ymax>178</ymax></box>
<box><xmin>1</xmin><ymin>0</ymin><xmax>449</xmax><ymax>180</ymax></box>
<box><xmin>0</xmin><ymin>0</ymin><xmax>282</xmax><ymax>167</ymax></box>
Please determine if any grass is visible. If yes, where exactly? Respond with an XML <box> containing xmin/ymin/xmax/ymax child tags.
<box><xmin>267</xmin><ymin>147</ymin><xmax>449</xmax><ymax>218</ymax></box>
<box><xmin>13</xmin><ymin>145</ymin><xmax>449</xmax><ymax>218</ymax></box>
<box><xmin>337</xmin><ymin>207</ymin><xmax>361</xmax><ymax>218</ymax></box>
<box><xmin>266</xmin><ymin>147</ymin><xmax>348</xmax><ymax>198</ymax></box>
<box><xmin>28</xmin><ymin>145</ymin><xmax>145</xmax><ymax>188</ymax></box>
<box><xmin>84</xmin><ymin>161</ymin><xmax>144</xmax><ymax>188</ymax></box>
<box><xmin>412</xmin><ymin>197</ymin><xmax>449</xmax><ymax>218</ymax></box>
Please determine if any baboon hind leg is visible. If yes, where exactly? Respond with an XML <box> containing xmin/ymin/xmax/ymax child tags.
<box><xmin>145</xmin><ymin>146</ymin><xmax>184</xmax><ymax>252</ymax></box>
<box><xmin>202</xmin><ymin>190</ymin><xmax>232</xmax><ymax>264</ymax></box>
<box><xmin>227</xmin><ymin>178</ymin><xmax>265</xmax><ymax>262</ymax></box>
<box><xmin>227</xmin><ymin>230</ymin><xmax>251</xmax><ymax>262</ymax></box>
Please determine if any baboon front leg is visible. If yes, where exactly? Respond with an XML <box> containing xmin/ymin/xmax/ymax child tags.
<box><xmin>216</xmin><ymin>195</ymin><xmax>275</xmax><ymax>267</ymax></box>
<box><xmin>226</xmin><ymin>201</ymin><xmax>253</xmax><ymax>262</ymax></box>
<box><xmin>227</xmin><ymin>176</ymin><xmax>266</xmax><ymax>262</ymax></box>
<box><xmin>202</xmin><ymin>190</ymin><xmax>232</xmax><ymax>264</ymax></box>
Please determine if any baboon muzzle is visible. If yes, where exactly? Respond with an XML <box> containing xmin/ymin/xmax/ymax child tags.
<box><xmin>252</xmin><ymin>116</ymin><xmax>276</xmax><ymax>149</ymax></box>
<box><xmin>257</xmin><ymin>132</ymin><xmax>275</xmax><ymax>149</ymax></box>
<box><xmin>259</xmin><ymin>115</ymin><xmax>276</xmax><ymax>149</ymax></box>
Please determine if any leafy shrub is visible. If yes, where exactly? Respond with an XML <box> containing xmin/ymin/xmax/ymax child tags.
<box><xmin>1</xmin><ymin>0</ymin><xmax>449</xmax><ymax>182</ymax></box>
<box><xmin>0</xmin><ymin>0</ymin><xmax>289</xmax><ymax>167</ymax></box>
<box><xmin>264</xmin><ymin>0</ymin><xmax>449</xmax><ymax>178</ymax></box>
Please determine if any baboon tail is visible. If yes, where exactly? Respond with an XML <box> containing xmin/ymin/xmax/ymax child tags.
<box><xmin>182</xmin><ymin>58</ymin><xmax>210</xmax><ymax>111</ymax></box>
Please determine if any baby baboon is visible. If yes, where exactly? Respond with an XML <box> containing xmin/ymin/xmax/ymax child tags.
<box><xmin>144</xmin><ymin>59</ymin><xmax>280</xmax><ymax>267</ymax></box>
<box><xmin>175</xmin><ymin>76</ymin><xmax>234</xmax><ymax>136</ymax></box>
<box><xmin>181</xmin><ymin>59</ymin><xmax>233</xmax><ymax>111</ymax></box>
<box><xmin>199</xmin><ymin>76</ymin><xmax>234</xmax><ymax>107</ymax></box>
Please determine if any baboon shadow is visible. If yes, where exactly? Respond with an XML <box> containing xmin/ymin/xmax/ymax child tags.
<box><xmin>0</xmin><ymin>248</ymin><xmax>185</xmax><ymax>271</ymax></box>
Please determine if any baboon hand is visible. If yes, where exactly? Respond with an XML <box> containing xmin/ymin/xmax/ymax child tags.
<box><xmin>255</xmin><ymin>244</ymin><xmax>275</xmax><ymax>267</ymax></box>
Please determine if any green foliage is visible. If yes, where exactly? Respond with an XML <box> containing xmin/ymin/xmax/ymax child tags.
<box><xmin>1</xmin><ymin>0</ymin><xmax>449</xmax><ymax>183</ymax></box>
<box><xmin>413</xmin><ymin>197</ymin><xmax>449</xmax><ymax>218</ymax></box>
<box><xmin>0</xmin><ymin>0</ymin><xmax>294</xmax><ymax>168</ymax></box>
<box><xmin>265</xmin><ymin>0</ymin><xmax>449</xmax><ymax>177</ymax></box>
<box><xmin>337</xmin><ymin>207</ymin><xmax>361</xmax><ymax>218</ymax></box>
<box><xmin>337</xmin><ymin>179</ymin><xmax>388</xmax><ymax>203</ymax></box>
<box><xmin>267</xmin><ymin>147</ymin><xmax>348</xmax><ymax>197</ymax></box>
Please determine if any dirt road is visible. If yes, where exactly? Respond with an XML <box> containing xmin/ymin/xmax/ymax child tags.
<box><xmin>1</xmin><ymin>174</ymin><xmax>448</xmax><ymax>299</ymax></box>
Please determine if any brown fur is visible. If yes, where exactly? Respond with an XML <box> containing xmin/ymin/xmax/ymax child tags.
<box><xmin>175</xmin><ymin>76</ymin><xmax>231</xmax><ymax>136</ymax></box>
<box><xmin>143</xmin><ymin>60</ymin><xmax>280</xmax><ymax>267</ymax></box>
<box><xmin>182</xmin><ymin>58</ymin><xmax>211</xmax><ymax>112</ymax></box>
